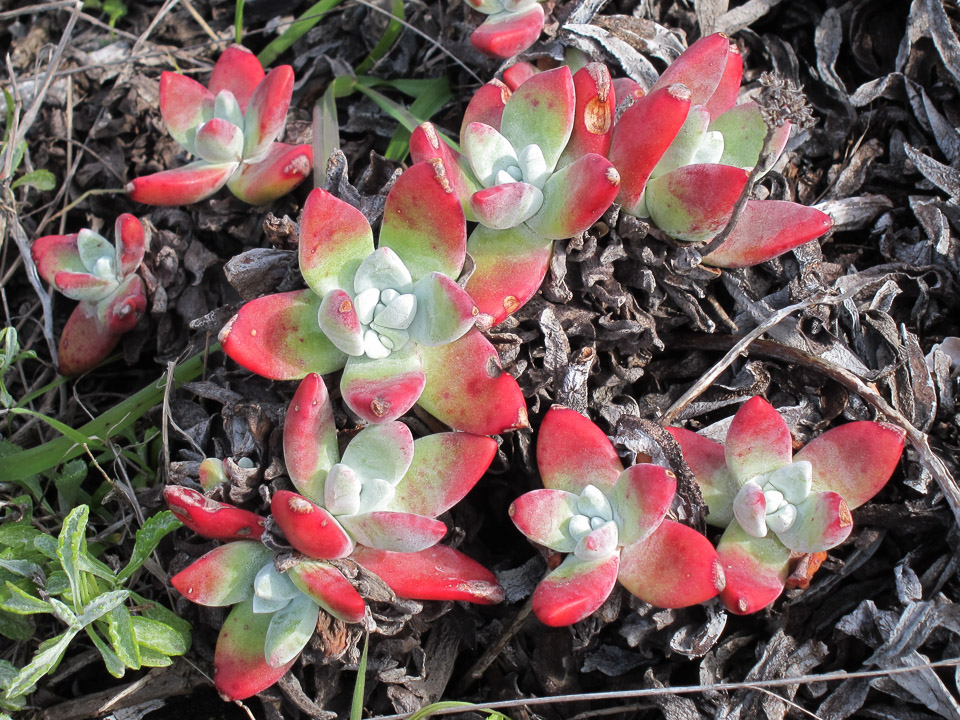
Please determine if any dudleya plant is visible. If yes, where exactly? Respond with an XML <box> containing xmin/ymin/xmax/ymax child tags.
<box><xmin>466</xmin><ymin>0</ymin><xmax>546</xmax><ymax>58</ymax></box>
<box><xmin>509</xmin><ymin>406</ymin><xmax>724</xmax><ymax>626</ymax></box>
<box><xmin>668</xmin><ymin>396</ymin><xmax>905</xmax><ymax>614</ymax></box>
<box><xmin>608</xmin><ymin>33</ymin><xmax>832</xmax><ymax>267</ymax></box>
<box><xmin>220</xmin><ymin>159</ymin><xmax>527</xmax><ymax>434</ymax></box>
<box><xmin>411</xmin><ymin>65</ymin><xmax>620</xmax><ymax>327</ymax></box>
<box><xmin>128</xmin><ymin>45</ymin><xmax>312</xmax><ymax>206</ymax></box>
<box><xmin>31</xmin><ymin>214</ymin><xmax>147</xmax><ymax>376</ymax></box>
<box><xmin>166</xmin><ymin>376</ymin><xmax>503</xmax><ymax>700</ymax></box>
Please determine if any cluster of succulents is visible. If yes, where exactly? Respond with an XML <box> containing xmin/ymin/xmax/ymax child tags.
<box><xmin>28</xmin><ymin>34</ymin><xmax>911</xmax><ymax>704</ymax></box>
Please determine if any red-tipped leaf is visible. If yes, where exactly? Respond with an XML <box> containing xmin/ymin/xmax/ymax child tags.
<box><xmin>56</xmin><ymin>303</ymin><xmax>123</xmax><ymax>376</ymax></box>
<box><xmin>666</xmin><ymin>427</ymin><xmax>738</xmax><ymax>526</ymax></box>
<box><xmin>536</xmin><ymin>406</ymin><xmax>622</xmax><ymax>494</ymax></box>
<box><xmin>164</xmin><ymin>486</ymin><xmax>265</xmax><ymax>541</ymax></box>
<box><xmin>461</xmin><ymin>80</ymin><xmax>511</xmax><ymax>135</ymax></box>
<box><xmin>159</xmin><ymin>72</ymin><xmax>215</xmax><ymax>148</ymax></box>
<box><xmin>214</xmin><ymin>598</ymin><xmax>295</xmax><ymax>701</ymax></box>
<box><xmin>651</xmin><ymin>33</ymin><xmax>732</xmax><ymax>108</ymax></box>
<box><xmin>526</xmin><ymin>153</ymin><xmax>620</xmax><ymax>239</ymax></box>
<box><xmin>115</xmin><ymin>214</ymin><xmax>145</xmax><ymax>276</ymax></box>
<box><xmin>409</xmin><ymin>124</ymin><xmax>481</xmax><ymax>215</ymax></box>
<box><xmin>227</xmin><ymin>142</ymin><xmax>313</xmax><ymax>206</ymax></box>
<box><xmin>611</xmin><ymin>465</ymin><xmax>677</xmax><ymax>546</ymax></box>
<box><xmin>170</xmin><ymin>541</ymin><xmax>273</xmax><ymax>607</ymax></box>
<box><xmin>243</xmin><ymin>65</ymin><xmax>294</xmax><ymax>158</ymax></box>
<box><xmin>532</xmin><ymin>553</ymin><xmax>619</xmax><ymax>626</ymax></box>
<box><xmin>717</xmin><ymin>521</ymin><xmax>791</xmax><ymax>614</ymax></box>
<box><xmin>288</xmin><ymin>561</ymin><xmax>367</xmax><ymax>623</ymax></box>
<box><xmin>127</xmin><ymin>161</ymin><xmax>237</xmax><ymax>206</ymax></box>
<box><xmin>703</xmin><ymin>42</ymin><xmax>743</xmax><ymax>120</ymax></box>
<box><xmin>470</xmin><ymin>4</ymin><xmax>545</xmax><ymax>59</ymax></box>
<box><xmin>339</xmin><ymin>349</ymin><xmax>426</xmax><ymax>424</ymax></box>
<box><xmin>283</xmin><ymin>374</ymin><xmax>340</xmax><ymax>501</ymax></box>
<box><xmin>558</xmin><ymin>63</ymin><xmax>616</xmax><ymax>167</ymax></box>
<box><xmin>270</xmin><ymin>490</ymin><xmax>354</xmax><ymax>559</ymax></box>
<box><xmin>208</xmin><ymin>45</ymin><xmax>265</xmax><ymax>113</ymax></box>
<box><xmin>725</xmin><ymin>396</ymin><xmax>794</xmax><ymax>483</ymax></box>
<box><xmin>645</xmin><ymin>164</ymin><xmax>749</xmax><ymax>242</ymax></box>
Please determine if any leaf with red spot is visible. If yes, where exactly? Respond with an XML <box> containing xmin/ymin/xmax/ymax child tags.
<box><xmin>651</xmin><ymin>33</ymin><xmax>731</xmax><ymax>108</ymax></box>
<box><xmin>609</xmin><ymin>84</ymin><xmax>691</xmax><ymax>217</ymax></box>
<box><xmin>470</xmin><ymin>4</ymin><xmax>545</xmax><ymax>59</ymax></box>
<box><xmin>243</xmin><ymin>65</ymin><xmax>294</xmax><ymax>158</ymax></box>
<box><xmin>558</xmin><ymin>63</ymin><xmax>616</xmax><ymax>167</ymax></box>
<box><xmin>645</xmin><ymin>163</ymin><xmax>749</xmax><ymax>242</ymax></box>
<box><xmin>532</xmin><ymin>553</ymin><xmax>619</xmax><ymax>626</ymax></box>
<box><xmin>283</xmin><ymin>374</ymin><xmax>340</xmax><ymax>501</ymax></box>
<box><xmin>339</xmin><ymin>347</ymin><xmax>426</xmax><ymax>424</ymax></box>
<box><xmin>716</xmin><ymin>521</ymin><xmax>791</xmax><ymax>615</ymax></box>
<box><xmin>611</xmin><ymin>464</ymin><xmax>676</xmax><ymax>546</ymax></box>
<box><xmin>227</xmin><ymin>142</ymin><xmax>313</xmax><ymax>206</ymax></box>
<box><xmin>724</xmin><ymin>396</ymin><xmax>794</xmax><ymax>483</ymax></box>
<box><xmin>287</xmin><ymin>561</ymin><xmax>366</xmax><ymax>623</ymax></box>
<box><xmin>170</xmin><ymin>541</ymin><xmax>273</xmax><ymax>607</ymax></box>
<box><xmin>379</xmin><ymin>160</ymin><xmax>467</xmax><ymax>280</ymax></box>
<box><xmin>536</xmin><ymin>406</ymin><xmax>622</xmax><ymax>494</ymax></box>
<box><xmin>409</xmin><ymin>124</ymin><xmax>481</xmax><ymax>217</ymax></box>
<box><xmin>500</xmin><ymin>66</ymin><xmax>575</xmax><ymax>173</ymax></box>
<box><xmin>31</xmin><ymin>233</ymin><xmax>84</xmax><ymax>285</ymax></box>
<box><xmin>666</xmin><ymin>427</ymin><xmax>738</xmax><ymax>526</ymax></box>
<box><xmin>618</xmin><ymin>519</ymin><xmax>724</xmax><ymax>608</ymax></box>
<box><xmin>159</xmin><ymin>72</ymin><xmax>215</xmax><ymax>150</ymax></box>
<box><xmin>270</xmin><ymin>491</ymin><xmax>355</xmax><ymax>559</ymax></box>
<box><xmin>338</xmin><ymin>512</ymin><xmax>447</xmax><ymax>552</ymax></box>
<box><xmin>208</xmin><ymin>45</ymin><xmax>265</xmax><ymax>113</ymax></box>
<box><xmin>701</xmin><ymin>200</ymin><xmax>833</xmax><ymax>268</ymax></box>
<box><xmin>417</xmin><ymin>328</ymin><xmax>528</xmax><ymax>434</ymax></box>
<box><xmin>127</xmin><ymin>161</ymin><xmax>238</xmax><ymax>206</ymax></box>
<box><xmin>794</xmin><ymin>421</ymin><xmax>905</xmax><ymax>509</ymax></box>
<box><xmin>461</xmin><ymin>80</ymin><xmax>511</xmax><ymax>135</ymax></box>
<box><xmin>214</xmin><ymin>598</ymin><xmax>295</xmax><ymax>701</ymax></box>
<box><xmin>220</xmin><ymin>290</ymin><xmax>347</xmax><ymax>380</ymax></box>
<box><xmin>164</xmin><ymin>486</ymin><xmax>265</xmax><ymax>542</ymax></box>
<box><xmin>502</xmin><ymin>63</ymin><xmax>538</xmax><ymax>92</ymax></box>
<box><xmin>525</xmin><ymin>153</ymin><xmax>620</xmax><ymax>239</ymax></box>
<box><xmin>352</xmin><ymin>545</ymin><xmax>504</xmax><ymax>604</ymax></box>
<box><xmin>509</xmin><ymin>489</ymin><xmax>580</xmax><ymax>552</ymax></box>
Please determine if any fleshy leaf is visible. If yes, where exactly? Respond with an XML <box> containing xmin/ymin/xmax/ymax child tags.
<box><xmin>77</xmin><ymin>228</ymin><xmax>113</xmax><ymax>273</ymax></box>
<box><xmin>558</xmin><ymin>63</ymin><xmax>616</xmax><ymax>167</ymax></box>
<box><xmin>775</xmin><ymin>491</ymin><xmax>852</xmax><ymax>553</ymax></box>
<box><xmin>283</xmin><ymin>374</ymin><xmax>340</xmax><ymax>501</ymax></box>
<box><xmin>194</xmin><ymin>118</ymin><xmax>244</xmax><ymax>163</ymax></box>
<box><xmin>220</xmin><ymin>290</ymin><xmax>347</xmax><ymax>380</ymax></box>
<box><xmin>645</xmin><ymin>164</ymin><xmax>749</xmax><ymax>242</ymax></box>
<box><xmin>318</xmin><ymin>288</ymin><xmax>365</xmax><ymax>356</ymax></box>
<box><xmin>163</xmin><ymin>486</ymin><xmax>265</xmax><ymax>541</ymax></box>
<box><xmin>385</xmin><ymin>433</ymin><xmax>496</xmax><ymax>516</ymax></box>
<box><xmin>794</xmin><ymin>421</ymin><xmax>905</xmax><ymax>509</ymax></box>
<box><xmin>509</xmin><ymin>489</ymin><xmax>580</xmax><ymax>552</ymax></box>
<box><xmin>536</xmin><ymin>406</ymin><xmax>622</xmax><ymax>494</ymax></box>
<box><xmin>56</xmin><ymin>303</ymin><xmax>123</xmax><ymax>376</ymax></box>
<box><xmin>461</xmin><ymin>80</ymin><xmax>510</xmax><ymax>135</ymax></box>
<box><xmin>649</xmin><ymin>107</ymin><xmax>711</xmax><ymax>179</ymax></box>
<box><xmin>611</xmin><ymin>464</ymin><xmax>676</xmax><ymax>546</ymax></box>
<box><xmin>243</xmin><ymin>65</ymin><xmax>294</xmax><ymax>159</ymax></box>
<box><xmin>337</xmin><ymin>512</ymin><xmax>447</xmax><ymax>552</ymax></box>
<box><xmin>470</xmin><ymin>181</ymin><xmax>544</xmax><ymax>230</ymax></box>
<box><xmin>499</xmin><ymin>66</ymin><xmax>575</xmax><ymax>173</ymax></box>
<box><xmin>618</xmin><ymin>519</ymin><xmax>725</xmax><ymax>608</ymax></box>
<box><xmin>271</xmin><ymin>491</ymin><xmax>354</xmax><ymax>559</ymax></box>
<box><xmin>214</xmin><ymin>598</ymin><xmax>294</xmax><ymax>701</ymax></box>
<box><xmin>666</xmin><ymin>427</ymin><xmax>738</xmax><ymax>526</ymax></box>
<box><xmin>287</xmin><ymin>561</ymin><xmax>367</xmax><ymax>623</ymax></box>
<box><xmin>650</xmin><ymin>33</ymin><xmax>731</xmax><ymax>107</ymax></box>
<box><xmin>340</xmin><ymin>422</ymin><xmax>415</xmax><ymax>485</ymax></box>
<box><xmin>609</xmin><ymin>84</ymin><xmax>691</xmax><ymax>216</ymax></box>
<box><xmin>127</xmin><ymin>161</ymin><xmax>237</xmax><ymax>206</ymax></box>
<box><xmin>732</xmin><ymin>481</ymin><xmax>768</xmax><ymax>537</ymax></box>
<box><xmin>417</xmin><ymin>329</ymin><xmax>528</xmax><ymax>434</ymax></box>
<box><xmin>96</xmin><ymin>275</ymin><xmax>145</xmax><ymax>334</ymax></box>
<box><xmin>470</xmin><ymin>4</ymin><xmax>545</xmax><ymax>59</ymax></box>
<box><xmin>115</xmin><ymin>214</ymin><xmax>145</xmax><ymax>277</ymax></box>
<box><xmin>532</xmin><ymin>553</ymin><xmax>619</xmax><ymax>627</ymax></box>
<box><xmin>724</xmin><ymin>396</ymin><xmax>794</xmax><ymax>483</ymax></box>
<box><xmin>170</xmin><ymin>542</ymin><xmax>273</xmax><ymax>607</ymax></box>
<box><xmin>208</xmin><ymin>45</ymin><xmax>265</xmax><ymax>113</ymax></box>
<box><xmin>51</xmin><ymin>271</ymin><xmax>114</xmax><ymax>302</ymax></box>
<box><xmin>710</xmin><ymin>103</ymin><xmax>771</xmax><ymax>168</ymax></box>
<box><xmin>264</xmin><ymin>594</ymin><xmax>318</xmax><ymax>668</ymax></box>
<box><xmin>339</xmin><ymin>346</ymin><xmax>426</xmax><ymax>423</ymax></box>
<box><xmin>502</xmin><ymin>63</ymin><xmax>538</xmax><ymax>91</ymax></box>
<box><xmin>379</xmin><ymin>160</ymin><xmax>467</xmax><ymax>280</ymax></box>
<box><xmin>351</xmin><ymin>545</ymin><xmax>504</xmax><ymax>604</ymax></box>
<box><xmin>409</xmin><ymin>124</ymin><xmax>482</xmax><ymax>216</ymax></box>
<box><xmin>463</xmin><ymin>122</ymin><xmax>521</xmax><ymax>187</ymax></box>
<box><xmin>703</xmin><ymin>42</ymin><xmax>743</xmax><ymax>120</ymax></box>
<box><xmin>701</xmin><ymin>200</ymin><xmax>833</xmax><ymax>268</ymax></box>
<box><xmin>716</xmin><ymin>521</ymin><xmax>791</xmax><ymax>615</ymax></box>
<box><xmin>226</xmin><ymin>142</ymin><xmax>313</xmax><ymax>206</ymax></box>
<box><xmin>159</xmin><ymin>72</ymin><xmax>215</xmax><ymax>150</ymax></box>
<box><xmin>408</xmin><ymin>272</ymin><xmax>478</xmax><ymax>346</ymax></box>
<box><xmin>31</xmin><ymin>233</ymin><xmax>84</xmax><ymax>284</ymax></box>
<box><xmin>573</xmin><ymin>520</ymin><xmax>619</xmax><ymax>562</ymax></box>
<box><xmin>464</xmin><ymin>222</ymin><xmax>553</xmax><ymax>328</ymax></box>
<box><xmin>299</xmin><ymin>188</ymin><xmax>375</xmax><ymax>297</ymax></box>
<box><xmin>525</xmin><ymin>153</ymin><xmax>620</xmax><ymax>239</ymax></box>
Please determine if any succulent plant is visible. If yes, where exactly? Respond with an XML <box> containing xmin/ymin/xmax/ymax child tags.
<box><xmin>128</xmin><ymin>45</ymin><xmax>312</xmax><ymax>206</ymax></box>
<box><xmin>608</xmin><ymin>33</ymin><xmax>832</xmax><ymax>267</ymax></box>
<box><xmin>220</xmin><ymin>159</ymin><xmax>527</xmax><ymax>434</ymax></box>
<box><xmin>509</xmin><ymin>406</ymin><xmax>724</xmax><ymax>626</ymax></box>
<box><xmin>466</xmin><ymin>0</ymin><xmax>546</xmax><ymax>58</ymax></box>
<box><xmin>411</xmin><ymin>65</ymin><xmax>620</xmax><ymax>327</ymax></box>
<box><xmin>668</xmin><ymin>396</ymin><xmax>905</xmax><ymax>614</ymax></box>
<box><xmin>31</xmin><ymin>214</ymin><xmax>147</xmax><ymax>376</ymax></box>
<box><xmin>166</xmin><ymin>376</ymin><xmax>502</xmax><ymax>699</ymax></box>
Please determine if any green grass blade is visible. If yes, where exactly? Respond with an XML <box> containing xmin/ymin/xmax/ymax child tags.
<box><xmin>355</xmin><ymin>0</ymin><xmax>404</xmax><ymax>75</ymax></box>
<box><xmin>258</xmin><ymin>0</ymin><xmax>345</xmax><ymax>67</ymax></box>
<box><xmin>385</xmin><ymin>76</ymin><xmax>452</xmax><ymax>161</ymax></box>
<box><xmin>234</xmin><ymin>0</ymin><xmax>244</xmax><ymax>44</ymax></box>
<box><xmin>350</xmin><ymin>632</ymin><xmax>369</xmax><ymax>720</ymax></box>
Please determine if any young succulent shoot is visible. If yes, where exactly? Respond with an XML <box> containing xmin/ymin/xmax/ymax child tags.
<box><xmin>128</xmin><ymin>45</ymin><xmax>313</xmax><ymax>206</ymax></box>
<box><xmin>608</xmin><ymin>33</ymin><xmax>832</xmax><ymax>268</ymax></box>
<box><xmin>411</xmin><ymin>65</ymin><xmax>620</xmax><ymax>327</ymax></box>
<box><xmin>509</xmin><ymin>406</ymin><xmax>725</xmax><ymax>627</ymax></box>
<box><xmin>165</xmin><ymin>379</ymin><xmax>504</xmax><ymax>700</ymax></box>
<box><xmin>668</xmin><ymin>396</ymin><xmax>905</xmax><ymax>615</ymax></box>
<box><xmin>220</xmin><ymin>160</ymin><xmax>528</xmax><ymax>434</ymax></box>
<box><xmin>467</xmin><ymin>0</ymin><xmax>546</xmax><ymax>59</ymax></box>
<box><xmin>31</xmin><ymin>214</ymin><xmax>147</xmax><ymax>376</ymax></box>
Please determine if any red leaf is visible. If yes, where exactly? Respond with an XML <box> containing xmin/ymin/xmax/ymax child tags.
<box><xmin>271</xmin><ymin>490</ymin><xmax>354</xmax><ymax>560</ymax></box>
<box><xmin>164</xmin><ymin>486</ymin><xmax>265</xmax><ymax>542</ymax></box>
<box><xmin>536</xmin><ymin>406</ymin><xmax>622</xmax><ymax>494</ymax></box>
<box><xmin>208</xmin><ymin>45</ymin><xmax>265</xmax><ymax>112</ymax></box>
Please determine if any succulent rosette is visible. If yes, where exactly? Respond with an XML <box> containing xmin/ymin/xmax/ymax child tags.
<box><xmin>466</xmin><ymin>0</ymin><xmax>546</xmax><ymax>58</ymax></box>
<box><xmin>668</xmin><ymin>396</ymin><xmax>905</xmax><ymax>615</ymax></box>
<box><xmin>411</xmin><ymin>65</ymin><xmax>620</xmax><ymax>327</ymax></box>
<box><xmin>165</xmin><ymin>376</ymin><xmax>503</xmax><ymax>700</ymax></box>
<box><xmin>604</xmin><ymin>33</ymin><xmax>833</xmax><ymax>268</ymax></box>
<box><xmin>509</xmin><ymin>406</ymin><xmax>724</xmax><ymax>626</ymax></box>
<box><xmin>128</xmin><ymin>45</ymin><xmax>312</xmax><ymax>206</ymax></box>
<box><xmin>220</xmin><ymin>159</ymin><xmax>527</xmax><ymax>434</ymax></box>
<box><xmin>31</xmin><ymin>214</ymin><xmax>147</xmax><ymax>376</ymax></box>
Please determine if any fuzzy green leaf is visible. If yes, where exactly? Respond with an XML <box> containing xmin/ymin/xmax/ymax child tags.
<box><xmin>4</xmin><ymin>629</ymin><xmax>77</xmax><ymax>700</ymax></box>
<box><xmin>117</xmin><ymin>511</ymin><xmax>182</xmax><ymax>584</ymax></box>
